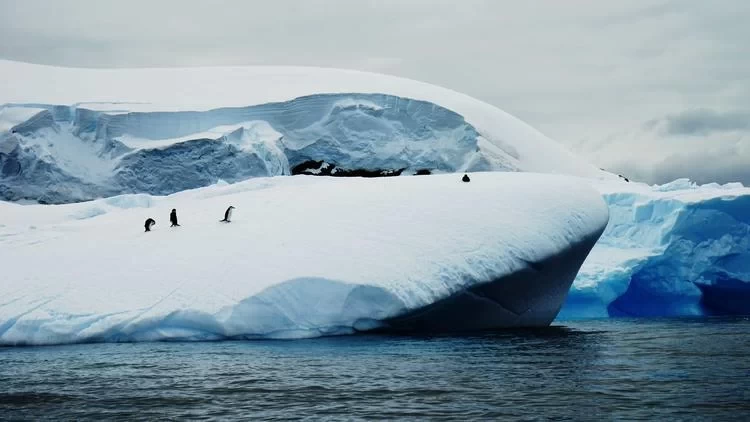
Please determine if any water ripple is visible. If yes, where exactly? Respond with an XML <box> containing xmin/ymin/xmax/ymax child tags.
<box><xmin>1</xmin><ymin>317</ymin><xmax>749</xmax><ymax>420</ymax></box>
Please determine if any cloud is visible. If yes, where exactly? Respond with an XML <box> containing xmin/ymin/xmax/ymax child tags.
<box><xmin>582</xmin><ymin>112</ymin><xmax>750</xmax><ymax>185</ymax></box>
<box><xmin>2</xmin><ymin>0</ymin><xmax>750</xmax><ymax>185</ymax></box>
<box><xmin>651</xmin><ymin>145</ymin><xmax>750</xmax><ymax>185</ymax></box>
<box><xmin>646</xmin><ymin>109</ymin><xmax>750</xmax><ymax>136</ymax></box>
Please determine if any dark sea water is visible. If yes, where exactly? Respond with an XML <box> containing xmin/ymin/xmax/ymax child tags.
<box><xmin>1</xmin><ymin>317</ymin><xmax>749</xmax><ymax>421</ymax></box>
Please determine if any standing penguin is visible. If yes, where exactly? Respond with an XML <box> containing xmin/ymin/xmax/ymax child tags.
<box><xmin>170</xmin><ymin>209</ymin><xmax>180</xmax><ymax>227</ymax></box>
<box><xmin>220</xmin><ymin>206</ymin><xmax>235</xmax><ymax>223</ymax></box>
<box><xmin>462</xmin><ymin>173</ymin><xmax>471</xmax><ymax>183</ymax></box>
<box><xmin>144</xmin><ymin>218</ymin><xmax>156</xmax><ymax>232</ymax></box>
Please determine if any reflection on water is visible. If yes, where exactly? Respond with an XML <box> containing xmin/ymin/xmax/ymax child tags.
<box><xmin>1</xmin><ymin>317</ymin><xmax>749</xmax><ymax>420</ymax></box>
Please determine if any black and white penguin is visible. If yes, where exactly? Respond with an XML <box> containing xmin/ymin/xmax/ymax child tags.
<box><xmin>170</xmin><ymin>209</ymin><xmax>180</xmax><ymax>227</ymax></box>
<box><xmin>144</xmin><ymin>218</ymin><xmax>156</xmax><ymax>232</ymax></box>
<box><xmin>221</xmin><ymin>206</ymin><xmax>235</xmax><ymax>223</ymax></box>
<box><xmin>462</xmin><ymin>173</ymin><xmax>471</xmax><ymax>183</ymax></box>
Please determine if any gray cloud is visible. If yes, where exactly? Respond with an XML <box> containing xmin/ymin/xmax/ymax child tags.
<box><xmin>609</xmin><ymin>144</ymin><xmax>750</xmax><ymax>186</ymax></box>
<box><xmin>647</xmin><ymin>109</ymin><xmax>750</xmax><ymax>136</ymax></box>
<box><xmin>587</xmin><ymin>124</ymin><xmax>750</xmax><ymax>186</ymax></box>
<box><xmin>2</xmin><ymin>0</ymin><xmax>750</xmax><ymax>185</ymax></box>
<box><xmin>651</xmin><ymin>148</ymin><xmax>750</xmax><ymax>185</ymax></box>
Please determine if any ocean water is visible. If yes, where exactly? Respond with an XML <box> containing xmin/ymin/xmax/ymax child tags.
<box><xmin>1</xmin><ymin>317</ymin><xmax>749</xmax><ymax>420</ymax></box>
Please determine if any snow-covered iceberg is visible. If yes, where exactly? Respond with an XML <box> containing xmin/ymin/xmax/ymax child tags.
<box><xmin>0</xmin><ymin>60</ymin><xmax>606</xmax><ymax>203</ymax></box>
<box><xmin>2</xmin><ymin>60</ymin><xmax>748</xmax><ymax>329</ymax></box>
<box><xmin>0</xmin><ymin>173</ymin><xmax>609</xmax><ymax>346</ymax></box>
<box><xmin>561</xmin><ymin>179</ymin><xmax>750</xmax><ymax>319</ymax></box>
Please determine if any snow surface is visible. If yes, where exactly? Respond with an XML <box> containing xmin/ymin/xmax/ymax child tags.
<box><xmin>561</xmin><ymin>178</ymin><xmax>750</xmax><ymax>318</ymax></box>
<box><xmin>0</xmin><ymin>60</ymin><xmax>609</xmax><ymax>203</ymax></box>
<box><xmin>0</xmin><ymin>173</ymin><xmax>608</xmax><ymax>346</ymax></box>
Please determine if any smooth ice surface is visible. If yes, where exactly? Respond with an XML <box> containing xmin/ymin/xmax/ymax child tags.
<box><xmin>0</xmin><ymin>173</ymin><xmax>608</xmax><ymax>345</ymax></box>
<box><xmin>0</xmin><ymin>60</ymin><xmax>608</xmax><ymax>203</ymax></box>
<box><xmin>561</xmin><ymin>178</ymin><xmax>750</xmax><ymax>318</ymax></box>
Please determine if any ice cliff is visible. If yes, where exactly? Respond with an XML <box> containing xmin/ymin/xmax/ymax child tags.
<box><xmin>0</xmin><ymin>60</ymin><xmax>605</xmax><ymax>204</ymax></box>
<box><xmin>560</xmin><ymin>178</ymin><xmax>750</xmax><ymax>318</ymax></box>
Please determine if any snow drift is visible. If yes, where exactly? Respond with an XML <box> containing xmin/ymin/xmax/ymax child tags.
<box><xmin>560</xmin><ymin>179</ymin><xmax>750</xmax><ymax>319</ymax></box>
<box><xmin>0</xmin><ymin>60</ymin><xmax>606</xmax><ymax>203</ymax></box>
<box><xmin>0</xmin><ymin>173</ymin><xmax>608</xmax><ymax>346</ymax></box>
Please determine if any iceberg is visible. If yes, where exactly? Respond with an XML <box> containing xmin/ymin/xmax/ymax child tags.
<box><xmin>2</xmin><ymin>60</ymin><xmax>748</xmax><ymax>330</ymax></box>
<box><xmin>0</xmin><ymin>173</ymin><xmax>609</xmax><ymax>346</ymax></box>
<box><xmin>0</xmin><ymin>60</ymin><xmax>607</xmax><ymax>203</ymax></box>
<box><xmin>561</xmin><ymin>178</ymin><xmax>750</xmax><ymax>319</ymax></box>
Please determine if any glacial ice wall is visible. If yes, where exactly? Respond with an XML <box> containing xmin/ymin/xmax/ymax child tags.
<box><xmin>1</xmin><ymin>94</ymin><xmax>491</xmax><ymax>202</ymax></box>
<box><xmin>0</xmin><ymin>59</ymin><xmax>610</xmax><ymax>203</ymax></box>
<box><xmin>560</xmin><ymin>179</ymin><xmax>750</xmax><ymax>318</ymax></box>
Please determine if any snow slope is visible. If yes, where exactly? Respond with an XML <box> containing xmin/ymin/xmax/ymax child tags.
<box><xmin>0</xmin><ymin>173</ymin><xmax>608</xmax><ymax>346</ymax></box>
<box><xmin>0</xmin><ymin>60</ymin><xmax>608</xmax><ymax>203</ymax></box>
<box><xmin>561</xmin><ymin>179</ymin><xmax>750</xmax><ymax>319</ymax></box>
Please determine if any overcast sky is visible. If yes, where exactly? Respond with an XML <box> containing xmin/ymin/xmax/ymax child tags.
<box><xmin>2</xmin><ymin>0</ymin><xmax>749</xmax><ymax>184</ymax></box>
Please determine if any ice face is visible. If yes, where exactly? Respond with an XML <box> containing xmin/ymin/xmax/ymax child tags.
<box><xmin>0</xmin><ymin>94</ymin><xmax>489</xmax><ymax>202</ymax></box>
<box><xmin>0</xmin><ymin>60</ymin><xmax>607</xmax><ymax>204</ymax></box>
<box><xmin>0</xmin><ymin>173</ymin><xmax>609</xmax><ymax>345</ymax></box>
<box><xmin>560</xmin><ymin>179</ymin><xmax>750</xmax><ymax>319</ymax></box>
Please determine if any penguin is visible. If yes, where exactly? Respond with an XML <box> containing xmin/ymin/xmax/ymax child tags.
<box><xmin>462</xmin><ymin>173</ymin><xmax>471</xmax><ymax>183</ymax></box>
<box><xmin>170</xmin><ymin>208</ymin><xmax>180</xmax><ymax>227</ymax></box>
<box><xmin>221</xmin><ymin>206</ymin><xmax>235</xmax><ymax>223</ymax></box>
<box><xmin>144</xmin><ymin>218</ymin><xmax>156</xmax><ymax>232</ymax></box>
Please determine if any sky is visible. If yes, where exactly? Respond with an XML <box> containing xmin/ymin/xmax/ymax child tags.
<box><xmin>1</xmin><ymin>0</ymin><xmax>749</xmax><ymax>185</ymax></box>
